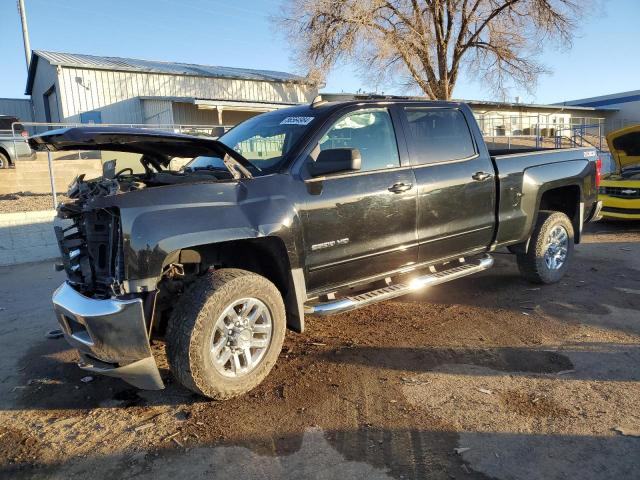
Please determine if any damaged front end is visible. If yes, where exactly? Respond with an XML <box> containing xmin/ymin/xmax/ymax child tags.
<box><xmin>27</xmin><ymin>126</ymin><xmax>247</xmax><ymax>390</ymax></box>
<box><xmin>51</xmin><ymin>175</ymin><xmax>164</xmax><ymax>390</ymax></box>
<box><xmin>56</xmin><ymin>198</ymin><xmax>124</xmax><ymax>297</ymax></box>
<box><xmin>31</xmin><ymin>127</ymin><xmax>256</xmax><ymax>390</ymax></box>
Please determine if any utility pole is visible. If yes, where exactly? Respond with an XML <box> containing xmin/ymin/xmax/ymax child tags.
<box><xmin>17</xmin><ymin>0</ymin><xmax>31</xmax><ymax>70</ymax></box>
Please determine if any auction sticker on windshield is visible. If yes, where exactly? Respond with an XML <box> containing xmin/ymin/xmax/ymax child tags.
<box><xmin>280</xmin><ymin>116</ymin><xmax>314</xmax><ymax>125</ymax></box>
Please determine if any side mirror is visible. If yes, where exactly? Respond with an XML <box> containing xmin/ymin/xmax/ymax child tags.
<box><xmin>308</xmin><ymin>148</ymin><xmax>361</xmax><ymax>177</ymax></box>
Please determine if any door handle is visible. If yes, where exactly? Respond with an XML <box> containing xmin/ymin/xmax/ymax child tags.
<box><xmin>388</xmin><ymin>182</ymin><xmax>413</xmax><ymax>193</ymax></box>
<box><xmin>472</xmin><ymin>171</ymin><xmax>493</xmax><ymax>181</ymax></box>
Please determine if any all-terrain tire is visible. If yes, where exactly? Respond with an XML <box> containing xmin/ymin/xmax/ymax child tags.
<box><xmin>516</xmin><ymin>211</ymin><xmax>574</xmax><ymax>284</ymax></box>
<box><xmin>166</xmin><ymin>268</ymin><xmax>286</xmax><ymax>400</ymax></box>
<box><xmin>0</xmin><ymin>152</ymin><xmax>9</xmax><ymax>169</ymax></box>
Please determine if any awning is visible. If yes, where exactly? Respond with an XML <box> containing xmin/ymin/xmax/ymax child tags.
<box><xmin>193</xmin><ymin>99</ymin><xmax>298</xmax><ymax>112</ymax></box>
<box><xmin>138</xmin><ymin>96</ymin><xmax>302</xmax><ymax>124</ymax></box>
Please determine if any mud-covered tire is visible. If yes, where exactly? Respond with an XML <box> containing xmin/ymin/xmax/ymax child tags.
<box><xmin>0</xmin><ymin>152</ymin><xmax>9</xmax><ymax>169</ymax></box>
<box><xmin>166</xmin><ymin>268</ymin><xmax>286</xmax><ymax>400</ymax></box>
<box><xmin>516</xmin><ymin>211</ymin><xmax>574</xmax><ymax>284</ymax></box>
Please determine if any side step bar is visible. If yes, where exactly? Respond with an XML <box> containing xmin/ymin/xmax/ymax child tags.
<box><xmin>305</xmin><ymin>254</ymin><xmax>494</xmax><ymax>316</ymax></box>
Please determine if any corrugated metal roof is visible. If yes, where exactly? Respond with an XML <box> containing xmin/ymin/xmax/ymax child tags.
<box><xmin>463</xmin><ymin>99</ymin><xmax>617</xmax><ymax>112</ymax></box>
<box><xmin>30</xmin><ymin>50</ymin><xmax>308</xmax><ymax>84</ymax></box>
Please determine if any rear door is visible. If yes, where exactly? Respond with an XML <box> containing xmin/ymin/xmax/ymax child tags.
<box><xmin>399</xmin><ymin>106</ymin><xmax>496</xmax><ymax>264</ymax></box>
<box><xmin>299</xmin><ymin>107</ymin><xmax>418</xmax><ymax>293</ymax></box>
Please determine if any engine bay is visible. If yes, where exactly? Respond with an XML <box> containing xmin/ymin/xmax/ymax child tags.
<box><xmin>64</xmin><ymin>166</ymin><xmax>234</xmax><ymax>205</ymax></box>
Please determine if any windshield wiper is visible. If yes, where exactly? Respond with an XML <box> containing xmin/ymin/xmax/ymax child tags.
<box><xmin>183</xmin><ymin>165</ymin><xmax>229</xmax><ymax>173</ymax></box>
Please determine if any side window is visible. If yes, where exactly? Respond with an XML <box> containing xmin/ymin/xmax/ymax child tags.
<box><xmin>318</xmin><ymin>109</ymin><xmax>400</xmax><ymax>171</ymax></box>
<box><xmin>403</xmin><ymin>108</ymin><xmax>476</xmax><ymax>165</ymax></box>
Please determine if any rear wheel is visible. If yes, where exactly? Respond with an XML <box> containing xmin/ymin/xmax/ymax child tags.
<box><xmin>166</xmin><ymin>268</ymin><xmax>286</xmax><ymax>400</ymax></box>
<box><xmin>0</xmin><ymin>152</ymin><xmax>9</xmax><ymax>169</ymax></box>
<box><xmin>516</xmin><ymin>211</ymin><xmax>574</xmax><ymax>284</ymax></box>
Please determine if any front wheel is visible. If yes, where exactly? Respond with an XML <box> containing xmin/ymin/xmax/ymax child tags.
<box><xmin>0</xmin><ymin>152</ymin><xmax>9</xmax><ymax>169</ymax></box>
<box><xmin>166</xmin><ymin>268</ymin><xmax>286</xmax><ymax>399</ymax></box>
<box><xmin>516</xmin><ymin>211</ymin><xmax>574</xmax><ymax>284</ymax></box>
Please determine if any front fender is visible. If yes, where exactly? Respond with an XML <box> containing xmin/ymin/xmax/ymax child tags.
<box><xmin>97</xmin><ymin>178</ymin><xmax>304</xmax><ymax>289</ymax></box>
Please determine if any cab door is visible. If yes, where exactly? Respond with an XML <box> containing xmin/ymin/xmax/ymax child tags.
<box><xmin>399</xmin><ymin>106</ymin><xmax>496</xmax><ymax>264</ymax></box>
<box><xmin>299</xmin><ymin>107</ymin><xmax>418</xmax><ymax>294</ymax></box>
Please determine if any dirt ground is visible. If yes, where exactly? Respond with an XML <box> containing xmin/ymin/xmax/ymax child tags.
<box><xmin>0</xmin><ymin>222</ymin><xmax>638</xmax><ymax>479</ymax></box>
<box><xmin>0</xmin><ymin>193</ymin><xmax>69</xmax><ymax>214</ymax></box>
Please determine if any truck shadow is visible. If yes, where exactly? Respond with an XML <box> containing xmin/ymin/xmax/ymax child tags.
<box><xmin>3</xmin><ymin>426</ymin><xmax>639</xmax><ymax>480</ymax></box>
<box><xmin>407</xmin><ymin>240</ymin><xmax>640</xmax><ymax>336</ymax></box>
<box><xmin>318</xmin><ymin>343</ymin><xmax>640</xmax><ymax>382</ymax></box>
<box><xmin>8</xmin><ymin>337</ymin><xmax>640</xmax><ymax>412</ymax></box>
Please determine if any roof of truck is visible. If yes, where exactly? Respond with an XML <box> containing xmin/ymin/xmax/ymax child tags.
<box><xmin>310</xmin><ymin>93</ymin><xmax>462</xmax><ymax>108</ymax></box>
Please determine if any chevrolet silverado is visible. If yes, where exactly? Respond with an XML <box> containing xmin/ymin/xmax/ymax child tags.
<box><xmin>30</xmin><ymin>95</ymin><xmax>603</xmax><ymax>399</ymax></box>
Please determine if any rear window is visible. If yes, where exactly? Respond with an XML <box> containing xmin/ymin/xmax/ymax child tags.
<box><xmin>403</xmin><ymin>108</ymin><xmax>476</xmax><ymax>164</ymax></box>
<box><xmin>0</xmin><ymin>117</ymin><xmax>21</xmax><ymax>131</ymax></box>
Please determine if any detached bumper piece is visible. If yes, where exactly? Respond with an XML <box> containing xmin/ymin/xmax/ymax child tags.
<box><xmin>52</xmin><ymin>282</ymin><xmax>164</xmax><ymax>390</ymax></box>
<box><xmin>587</xmin><ymin>200</ymin><xmax>603</xmax><ymax>222</ymax></box>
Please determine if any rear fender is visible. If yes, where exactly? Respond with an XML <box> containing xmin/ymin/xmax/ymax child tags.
<box><xmin>495</xmin><ymin>159</ymin><xmax>594</xmax><ymax>247</ymax></box>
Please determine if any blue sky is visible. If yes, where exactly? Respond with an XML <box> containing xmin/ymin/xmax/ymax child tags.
<box><xmin>1</xmin><ymin>0</ymin><xmax>638</xmax><ymax>104</ymax></box>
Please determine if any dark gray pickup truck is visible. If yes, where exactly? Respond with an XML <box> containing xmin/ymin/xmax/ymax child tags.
<box><xmin>30</xmin><ymin>95</ymin><xmax>602</xmax><ymax>399</ymax></box>
<box><xmin>0</xmin><ymin>116</ymin><xmax>35</xmax><ymax>168</ymax></box>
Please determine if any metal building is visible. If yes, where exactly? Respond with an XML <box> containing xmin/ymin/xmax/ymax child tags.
<box><xmin>557</xmin><ymin>89</ymin><xmax>640</xmax><ymax>132</ymax></box>
<box><xmin>0</xmin><ymin>97</ymin><xmax>33</xmax><ymax>121</ymax></box>
<box><xmin>24</xmin><ymin>50</ymin><xmax>319</xmax><ymax>127</ymax></box>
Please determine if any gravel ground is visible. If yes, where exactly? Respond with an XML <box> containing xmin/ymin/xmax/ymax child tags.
<box><xmin>0</xmin><ymin>193</ymin><xmax>70</xmax><ymax>214</ymax></box>
<box><xmin>0</xmin><ymin>221</ymin><xmax>638</xmax><ymax>479</ymax></box>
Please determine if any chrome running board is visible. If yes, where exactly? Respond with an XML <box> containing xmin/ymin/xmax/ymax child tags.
<box><xmin>305</xmin><ymin>254</ymin><xmax>494</xmax><ymax>316</ymax></box>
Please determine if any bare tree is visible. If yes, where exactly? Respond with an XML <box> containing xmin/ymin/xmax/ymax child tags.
<box><xmin>279</xmin><ymin>0</ymin><xmax>586</xmax><ymax>99</ymax></box>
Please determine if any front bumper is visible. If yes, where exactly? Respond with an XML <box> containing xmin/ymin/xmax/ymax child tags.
<box><xmin>599</xmin><ymin>195</ymin><xmax>640</xmax><ymax>220</ymax></box>
<box><xmin>52</xmin><ymin>282</ymin><xmax>164</xmax><ymax>390</ymax></box>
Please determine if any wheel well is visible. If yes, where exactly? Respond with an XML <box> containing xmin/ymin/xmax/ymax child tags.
<box><xmin>157</xmin><ymin>237</ymin><xmax>303</xmax><ymax>335</ymax></box>
<box><xmin>538</xmin><ymin>184</ymin><xmax>582</xmax><ymax>241</ymax></box>
<box><xmin>509</xmin><ymin>185</ymin><xmax>583</xmax><ymax>255</ymax></box>
<box><xmin>0</xmin><ymin>147</ymin><xmax>11</xmax><ymax>164</ymax></box>
<box><xmin>539</xmin><ymin>185</ymin><xmax>580</xmax><ymax>220</ymax></box>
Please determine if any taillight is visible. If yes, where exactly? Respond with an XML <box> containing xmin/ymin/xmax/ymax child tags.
<box><xmin>595</xmin><ymin>157</ymin><xmax>602</xmax><ymax>188</ymax></box>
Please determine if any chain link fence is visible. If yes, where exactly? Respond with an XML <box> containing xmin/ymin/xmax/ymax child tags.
<box><xmin>0</xmin><ymin>116</ymin><xmax>624</xmax><ymax>266</ymax></box>
<box><xmin>0</xmin><ymin>121</ymin><xmax>237</xmax><ymax>266</ymax></box>
<box><xmin>476</xmin><ymin>115</ymin><xmax>607</xmax><ymax>151</ymax></box>
<box><xmin>2</xmin><ymin>116</ymin><xmax>618</xmax><ymax>211</ymax></box>
<box><xmin>3</xmin><ymin>122</ymin><xmax>233</xmax><ymax>209</ymax></box>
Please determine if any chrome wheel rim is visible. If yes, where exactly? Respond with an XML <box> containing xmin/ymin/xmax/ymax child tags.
<box><xmin>210</xmin><ymin>297</ymin><xmax>272</xmax><ymax>378</ymax></box>
<box><xmin>544</xmin><ymin>225</ymin><xmax>569</xmax><ymax>270</ymax></box>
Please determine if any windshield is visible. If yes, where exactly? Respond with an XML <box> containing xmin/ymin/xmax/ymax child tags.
<box><xmin>201</xmin><ymin>110</ymin><xmax>316</xmax><ymax>173</ymax></box>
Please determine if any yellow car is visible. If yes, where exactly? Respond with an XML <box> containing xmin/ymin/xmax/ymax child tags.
<box><xmin>599</xmin><ymin>125</ymin><xmax>640</xmax><ymax>220</ymax></box>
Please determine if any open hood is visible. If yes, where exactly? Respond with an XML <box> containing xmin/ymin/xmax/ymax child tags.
<box><xmin>606</xmin><ymin>125</ymin><xmax>640</xmax><ymax>172</ymax></box>
<box><xmin>28</xmin><ymin>127</ymin><xmax>254</xmax><ymax>178</ymax></box>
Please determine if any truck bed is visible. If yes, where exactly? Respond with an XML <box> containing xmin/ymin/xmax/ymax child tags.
<box><xmin>489</xmin><ymin>146</ymin><xmax>598</xmax><ymax>248</ymax></box>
